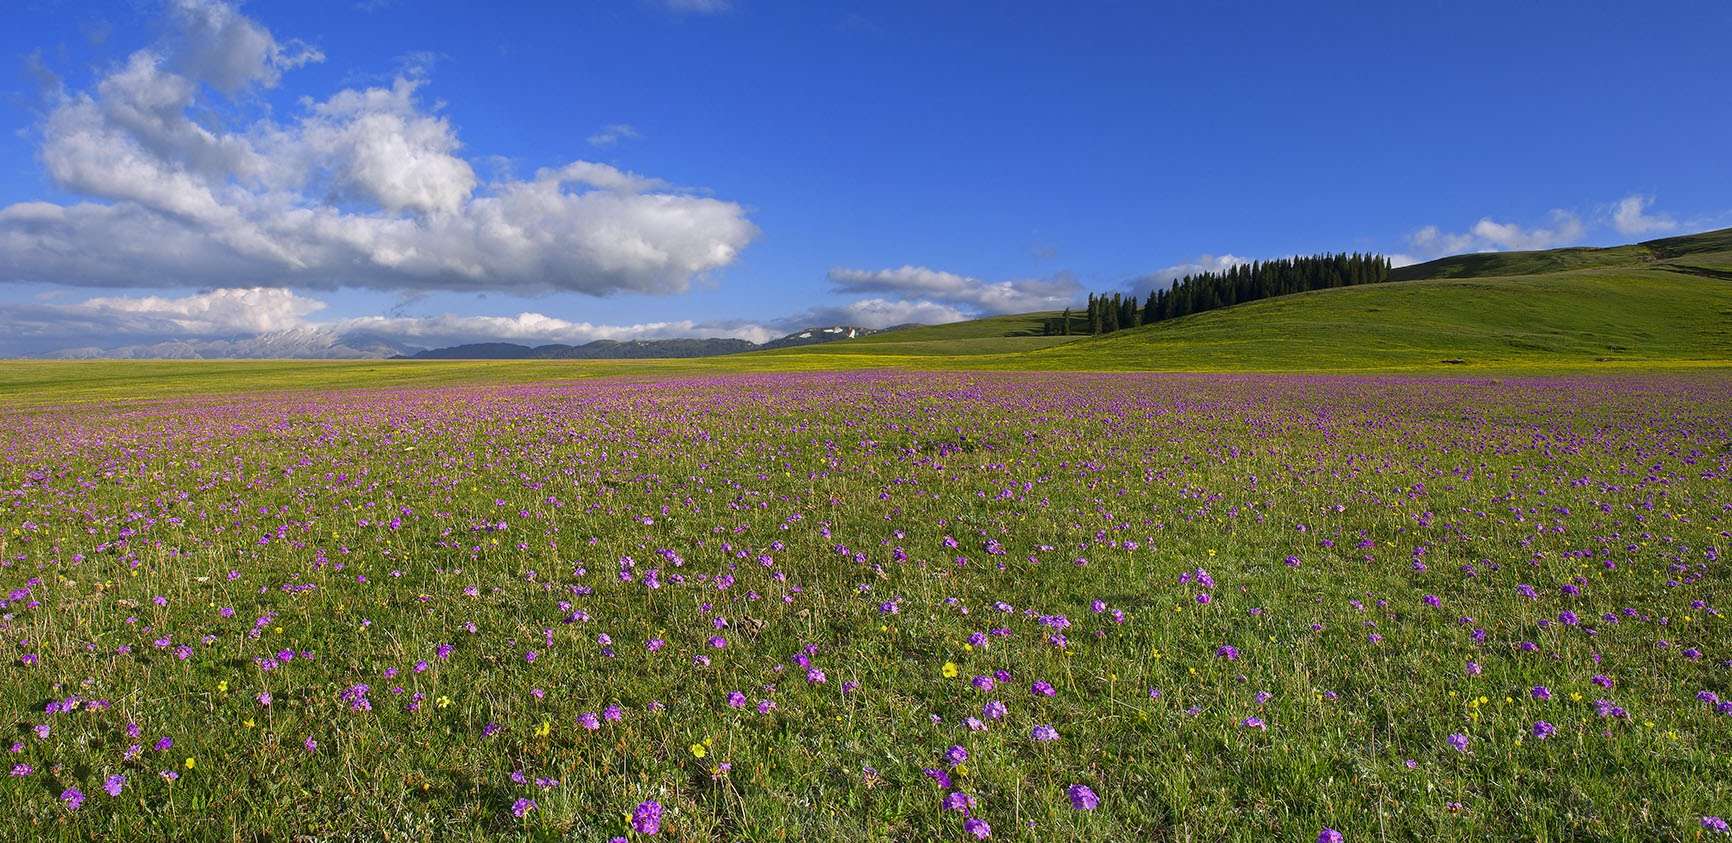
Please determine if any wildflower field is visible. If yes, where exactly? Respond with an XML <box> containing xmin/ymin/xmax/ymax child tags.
<box><xmin>1</xmin><ymin>371</ymin><xmax>1729</xmax><ymax>840</ymax></box>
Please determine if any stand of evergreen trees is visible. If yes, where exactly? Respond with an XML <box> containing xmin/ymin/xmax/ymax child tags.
<box><xmin>1076</xmin><ymin>252</ymin><xmax>1392</xmax><ymax>335</ymax></box>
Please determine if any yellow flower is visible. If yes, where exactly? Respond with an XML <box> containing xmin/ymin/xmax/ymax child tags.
<box><xmin>217</xmin><ymin>680</ymin><xmax>229</xmax><ymax>694</ymax></box>
<box><xmin>436</xmin><ymin>696</ymin><xmax>452</xmax><ymax>709</ymax></box>
<box><xmin>535</xmin><ymin>720</ymin><xmax>551</xmax><ymax>737</ymax></box>
<box><xmin>941</xmin><ymin>661</ymin><xmax>958</xmax><ymax>678</ymax></box>
<box><xmin>184</xmin><ymin>757</ymin><xmax>196</xmax><ymax>770</ymax></box>
<box><xmin>243</xmin><ymin>718</ymin><xmax>255</xmax><ymax>729</ymax></box>
<box><xmin>690</xmin><ymin>743</ymin><xmax>707</xmax><ymax>759</ymax></box>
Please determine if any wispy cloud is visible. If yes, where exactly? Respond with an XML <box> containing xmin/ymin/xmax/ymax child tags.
<box><xmin>827</xmin><ymin>266</ymin><xmax>1080</xmax><ymax>314</ymax></box>
<box><xmin>656</xmin><ymin>0</ymin><xmax>733</xmax><ymax>14</ymax></box>
<box><xmin>587</xmin><ymin>123</ymin><xmax>641</xmax><ymax>148</ymax></box>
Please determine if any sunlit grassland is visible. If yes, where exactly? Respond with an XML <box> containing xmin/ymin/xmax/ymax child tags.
<box><xmin>0</xmin><ymin>373</ymin><xmax>1727</xmax><ymax>840</ymax></box>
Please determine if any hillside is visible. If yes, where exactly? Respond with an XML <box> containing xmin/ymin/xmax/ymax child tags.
<box><xmin>1392</xmin><ymin>226</ymin><xmax>1732</xmax><ymax>281</ymax></box>
<box><xmin>1028</xmin><ymin>227</ymin><xmax>1732</xmax><ymax>371</ymax></box>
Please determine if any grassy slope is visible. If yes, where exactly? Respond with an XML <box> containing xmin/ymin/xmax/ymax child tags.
<box><xmin>1017</xmin><ymin>266</ymin><xmax>1732</xmax><ymax>372</ymax></box>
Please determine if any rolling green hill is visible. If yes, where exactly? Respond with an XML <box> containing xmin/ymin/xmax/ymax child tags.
<box><xmin>1392</xmin><ymin>226</ymin><xmax>1732</xmax><ymax>281</ymax></box>
<box><xmin>1024</xmin><ymin>227</ymin><xmax>1732</xmax><ymax>371</ymax></box>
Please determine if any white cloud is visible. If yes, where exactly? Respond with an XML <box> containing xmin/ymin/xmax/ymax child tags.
<box><xmin>1610</xmin><ymin>194</ymin><xmax>1678</xmax><ymax>237</ymax></box>
<box><xmin>78</xmin><ymin>287</ymin><xmax>326</xmax><ymax>334</ymax></box>
<box><xmin>1470</xmin><ymin>211</ymin><xmax>1584</xmax><ymax>251</ymax></box>
<box><xmin>1129</xmin><ymin>253</ymin><xmax>1248</xmax><ymax>293</ymax></box>
<box><xmin>792</xmin><ymin>297</ymin><xmax>970</xmax><ymax>330</ymax></box>
<box><xmin>0</xmin><ymin>285</ymin><xmax>789</xmax><ymax>357</ymax></box>
<box><xmin>588</xmin><ymin>123</ymin><xmax>641</xmax><ymax>147</ymax></box>
<box><xmin>0</xmin><ymin>0</ymin><xmax>757</xmax><ymax>296</ymax></box>
<box><xmin>168</xmin><ymin>0</ymin><xmax>323</xmax><ymax>93</ymax></box>
<box><xmin>334</xmin><ymin>312</ymin><xmax>779</xmax><ymax>346</ymax></box>
<box><xmin>1405</xmin><ymin>209</ymin><xmax>1585</xmax><ymax>259</ymax></box>
<box><xmin>291</xmin><ymin>77</ymin><xmax>477</xmax><ymax>216</ymax></box>
<box><xmin>658</xmin><ymin>0</ymin><xmax>733</xmax><ymax>13</ymax></box>
<box><xmin>827</xmin><ymin>265</ymin><xmax>1080</xmax><ymax>314</ymax></box>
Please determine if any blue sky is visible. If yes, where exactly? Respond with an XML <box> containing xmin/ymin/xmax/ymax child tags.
<box><xmin>1</xmin><ymin>0</ymin><xmax>1727</xmax><ymax>356</ymax></box>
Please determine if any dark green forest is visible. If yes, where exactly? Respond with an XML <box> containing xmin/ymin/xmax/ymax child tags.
<box><xmin>1048</xmin><ymin>253</ymin><xmax>1394</xmax><ymax>335</ymax></box>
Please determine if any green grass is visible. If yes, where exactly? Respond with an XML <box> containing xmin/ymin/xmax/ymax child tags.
<box><xmin>1389</xmin><ymin>244</ymin><xmax>1657</xmax><ymax>281</ymax></box>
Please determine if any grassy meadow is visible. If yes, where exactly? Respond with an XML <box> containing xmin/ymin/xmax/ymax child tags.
<box><xmin>2</xmin><ymin>372</ymin><xmax>1730</xmax><ymax>841</ymax></box>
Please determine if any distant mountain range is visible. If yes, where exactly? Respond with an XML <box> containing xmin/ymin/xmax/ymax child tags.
<box><xmin>396</xmin><ymin>326</ymin><xmax>879</xmax><ymax>360</ymax></box>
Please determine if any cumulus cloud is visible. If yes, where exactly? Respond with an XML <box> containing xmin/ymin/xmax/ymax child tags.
<box><xmin>1610</xmin><ymin>194</ymin><xmax>1678</xmax><ymax>236</ymax></box>
<box><xmin>788</xmin><ymin>297</ymin><xmax>970</xmax><ymax>330</ymax></box>
<box><xmin>78</xmin><ymin>287</ymin><xmax>327</xmax><ymax>334</ymax></box>
<box><xmin>0</xmin><ymin>286</ymin><xmax>786</xmax><ymax>357</ymax></box>
<box><xmin>0</xmin><ymin>1</ymin><xmax>757</xmax><ymax>296</ymax></box>
<box><xmin>1404</xmin><ymin>209</ymin><xmax>1585</xmax><ymax>259</ymax></box>
<box><xmin>827</xmin><ymin>265</ymin><xmax>1080</xmax><ymax>314</ymax></box>
<box><xmin>168</xmin><ymin>0</ymin><xmax>323</xmax><ymax>92</ymax></box>
<box><xmin>335</xmin><ymin>312</ymin><xmax>779</xmax><ymax>346</ymax></box>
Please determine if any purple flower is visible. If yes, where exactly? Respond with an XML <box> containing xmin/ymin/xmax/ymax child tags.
<box><xmin>1216</xmin><ymin>644</ymin><xmax>1240</xmax><ymax>661</ymax></box>
<box><xmin>61</xmin><ymin>787</ymin><xmax>85</xmax><ymax>811</ymax></box>
<box><xmin>511</xmin><ymin>797</ymin><xmax>536</xmax><ymax>818</ymax></box>
<box><xmin>1703</xmin><ymin>816</ymin><xmax>1729</xmax><ymax>834</ymax></box>
<box><xmin>1447</xmin><ymin>733</ymin><xmax>1469</xmax><ymax>753</ymax></box>
<box><xmin>964</xmin><ymin>816</ymin><xmax>992</xmax><ymax>839</ymax></box>
<box><xmin>1318</xmin><ymin>829</ymin><xmax>1344</xmax><ymax>843</ymax></box>
<box><xmin>632</xmin><ymin>800</ymin><xmax>663</xmax><ymax>835</ymax></box>
<box><xmin>1531</xmin><ymin>721</ymin><xmax>1555</xmax><ymax>740</ymax></box>
<box><xmin>1031</xmin><ymin>724</ymin><xmax>1059</xmax><ymax>742</ymax></box>
<box><xmin>1067</xmin><ymin>783</ymin><xmax>1099</xmax><ymax>810</ymax></box>
<box><xmin>1530</xmin><ymin>686</ymin><xmax>1552</xmax><ymax>701</ymax></box>
<box><xmin>943</xmin><ymin>791</ymin><xmax>976</xmax><ymax>813</ymax></box>
<box><xmin>945</xmin><ymin>744</ymin><xmax>969</xmax><ymax>766</ymax></box>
